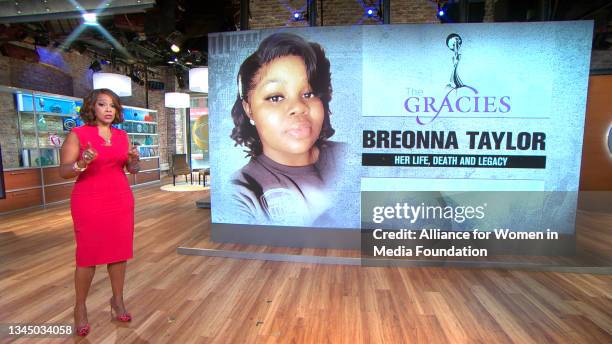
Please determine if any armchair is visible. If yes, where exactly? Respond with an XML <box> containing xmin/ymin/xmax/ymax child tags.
<box><xmin>170</xmin><ymin>154</ymin><xmax>192</xmax><ymax>186</ymax></box>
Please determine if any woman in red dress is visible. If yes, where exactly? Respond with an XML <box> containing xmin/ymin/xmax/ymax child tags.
<box><xmin>60</xmin><ymin>88</ymin><xmax>140</xmax><ymax>336</ymax></box>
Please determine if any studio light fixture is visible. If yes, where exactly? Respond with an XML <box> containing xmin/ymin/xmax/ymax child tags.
<box><xmin>357</xmin><ymin>1</ymin><xmax>384</xmax><ymax>24</ymax></box>
<box><xmin>437</xmin><ymin>1</ymin><xmax>448</xmax><ymax>20</ymax></box>
<box><xmin>164</xmin><ymin>92</ymin><xmax>190</xmax><ymax>108</ymax></box>
<box><xmin>129</xmin><ymin>66</ymin><xmax>145</xmax><ymax>86</ymax></box>
<box><xmin>89</xmin><ymin>60</ymin><xmax>102</xmax><ymax>72</ymax></box>
<box><xmin>93</xmin><ymin>72</ymin><xmax>132</xmax><ymax>97</ymax></box>
<box><xmin>189</xmin><ymin>67</ymin><xmax>208</xmax><ymax>93</ymax></box>
<box><xmin>82</xmin><ymin>12</ymin><xmax>98</xmax><ymax>26</ymax></box>
<box><xmin>292</xmin><ymin>10</ymin><xmax>307</xmax><ymax>21</ymax></box>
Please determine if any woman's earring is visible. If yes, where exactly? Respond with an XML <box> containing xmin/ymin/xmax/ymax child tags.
<box><xmin>249</xmin><ymin>119</ymin><xmax>255</xmax><ymax>126</ymax></box>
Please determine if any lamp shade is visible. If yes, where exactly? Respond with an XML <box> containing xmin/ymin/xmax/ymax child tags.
<box><xmin>164</xmin><ymin>92</ymin><xmax>190</xmax><ymax>108</ymax></box>
<box><xmin>189</xmin><ymin>67</ymin><xmax>208</xmax><ymax>93</ymax></box>
<box><xmin>92</xmin><ymin>72</ymin><xmax>132</xmax><ymax>97</ymax></box>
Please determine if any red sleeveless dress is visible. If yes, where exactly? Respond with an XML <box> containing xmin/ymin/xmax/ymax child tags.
<box><xmin>70</xmin><ymin>125</ymin><xmax>134</xmax><ymax>267</ymax></box>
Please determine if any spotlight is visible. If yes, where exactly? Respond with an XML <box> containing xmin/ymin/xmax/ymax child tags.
<box><xmin>129</xmin><ymin>67</ymin><xmax>146</xmax><ymax>87</ymax></box>
<box><xmin>292</xmin><ymin>11</ymin><xmax>307</xmax><ymax>21</ymax></box>
<box><xmin>100</xmin><ymin>58</ymin><xmax>111</xmax><ymax>65</ymax></box>
<box><xmin>89</xmin><ymin>60</ymin><xmax>102</xmax><ymax>72</ymax></box>
<box><xmin>366</xmin><ymin>7</ymin><xmax>377</xmax><ymax>17</ymax></box>
<box><xmin>82</xmin><ymin>12</ymin><xmax>98</xmax><ymax>26</ymax></box>
<box><xmin>129</xmin><ymin>72</ymin><xmax>140</xmax><ymax>83</ymax></box>
<box><xmin>170</xmin><ymin>44</ymin><xmax>180</xmax><ymax>53</ymax></box>
<box><xmin>437</xmin><ymin>2</ymin><xmax>447</xmax><ymax>20</ymax></box>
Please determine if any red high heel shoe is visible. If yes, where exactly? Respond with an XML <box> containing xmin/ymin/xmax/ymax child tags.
<box><xmin>109</xmin><ymin>298</ymin><xmax>132</xmax><ymax>322</ymax></box>
<box><xmin>74</xmin><ymin>306</ymin><xmax>90</xmax><ymax>337</ymax></box>
<box><xmin>76</xmin><ymin>323</ymin><xmax>90</xmax><ymax>337</ymax></box>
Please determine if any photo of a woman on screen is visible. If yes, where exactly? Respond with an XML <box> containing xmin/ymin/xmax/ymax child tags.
<box><xmin>229</xmin><ymin>32</ymin><xmax>343</xmax><ymax>226</ymax></box>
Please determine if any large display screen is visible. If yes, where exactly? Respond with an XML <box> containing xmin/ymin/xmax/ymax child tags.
<box><xmin>208</xmin><ymin>22</ymin><xmax>592</xmax><ymax>251</ymax></box>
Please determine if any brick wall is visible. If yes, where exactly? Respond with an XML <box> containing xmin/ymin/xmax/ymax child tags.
<box><xmin>162</xmin><ymin>69</ymin><xmax>178</xmax><ymax>168</ymax></box>
<box><xmin>248</xmin><ymin>0</ymin><xmax>440</xmax><ymax>28</ymax></box>
<box><xmin>249</xmin><ymin>0</ymin><xmax>313</xmax><ymax>29</ymax></box>
<box><xmin>320</xmin><ymin>0</ymin><xmax>383</xmax><ymax>26</ymax></box>
<box><xmin>0</xmin><ymin>55</ymin><xmax>73</xmax><ymax>95</ymax></box>
<box><xmin>390</xmin><ymin>0</ymin><xmax>438</xmax><ymax>24</ymax></box>
<box><xmin>591</xmin><ymin>50</ymin><xmax>612</xmax><ymax>71</ymax></box>
<box><xmin>0</xmin><ymin>92</ymin><xmax>19</xmax><ymax>168</ymax></box>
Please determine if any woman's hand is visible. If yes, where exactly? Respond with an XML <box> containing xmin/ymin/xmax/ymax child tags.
<box><xmin>127</xmin><ymin>146</ymin><xmax>140</xmax><ymax>164</ymax></box>
<box><xmin>126</xmin><ymin>146</ymin><xmax>140</xmax><ymax>174</ymax></box>
<box><xmin>80</xmin><ymin>142</ymin><xmax>98</xmax><ymax>167</ymax></box>
<box><xmin>59</xmin><ymin>134</ymin><xmax>95</xmax><ymax>178</ymax></box>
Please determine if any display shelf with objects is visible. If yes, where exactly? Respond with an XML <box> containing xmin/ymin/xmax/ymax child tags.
<box><xmin>16</xmin><ymin>91</ymin><xmax>83</xmax><ymax>168</ymax></box>
<box><xmin>120</xmin><ymin>105</ymin><xmax>160</xmax><ymax>186</ymax></box>
<box><xmin>0</xmin><ymin>87</ymin><xmax>161</xmax><ymax>214</ymax></box>
<box><xmin>0</xmin><ymin>87</ymin><xmax>44</xmax><ymax>212</ymax></box>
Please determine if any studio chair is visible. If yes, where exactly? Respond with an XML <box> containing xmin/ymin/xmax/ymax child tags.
<box><xmin>170</xmin><ymin>154</ymin><xmax>192</xmax><ymax>186</ymax></box>
<box><xmin>198</xmin><ymin>168</ymin><xmax>210</xmax><ymax>186</ymax></box>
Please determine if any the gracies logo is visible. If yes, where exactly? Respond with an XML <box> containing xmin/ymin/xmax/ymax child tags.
<box><xmin>404</xmin><ymin>33</ymin><xmax>511</xmax><ymax>125</ymax></box>
<box><xmin>446</xmin><ymin>33</ymin><xmax>465</xmax><ymax>89</ymax></box>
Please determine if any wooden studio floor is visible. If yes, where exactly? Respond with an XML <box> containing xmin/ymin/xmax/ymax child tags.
<box><xmin>0</xmin><ymin>181</ymin><xmax>611</xmax><ymax>343</ymax></box>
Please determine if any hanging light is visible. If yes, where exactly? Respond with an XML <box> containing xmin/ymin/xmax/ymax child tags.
<box><xmin>188</xmin><ymin>67</ymin><xmax>208</xmax><ymax>93</ymax></box>
<box><xmin>92</xmin><ymin>72</ymin><xmax>132</xmax><ymax>97</ymax></box>
<box><xmin>82</xmin><ymin>12</ymin><xmax>98</xmax><ymax>26</ymax></box>
<box><xmin>164</xmin><ymin>92</ymin><xmax>190</xmax><ymax>108</ymax></box>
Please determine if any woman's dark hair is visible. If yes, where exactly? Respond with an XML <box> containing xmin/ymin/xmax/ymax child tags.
<box><xmin>230</xmin><ymin>32</ymin><xmax>334</xmax><ymax>156</ymax></box>
<box><xmin>80</xmin><ymin>88</ymin><xmax>124</xmax><ymax>125</ymax></box>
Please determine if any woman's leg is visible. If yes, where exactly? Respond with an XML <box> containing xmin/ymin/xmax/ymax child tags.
<box><xmin>74</xmin><ymin>266</ymin><xmax>96</xmax><ymax>326</ymax></box>
<box><xmin>107</xmin><ymin>261</ymin><xmax>128</xmax><ymax>314</ymax></box>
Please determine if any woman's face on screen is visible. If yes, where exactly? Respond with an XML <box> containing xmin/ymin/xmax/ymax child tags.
<box><xmin>244</xmin><ymin>55</ymin><xmax>324</xmax><ymax>166</ymax></box>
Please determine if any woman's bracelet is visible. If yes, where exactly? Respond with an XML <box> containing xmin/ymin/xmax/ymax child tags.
<box><xmin>72</xmin><ymin>161</ymin><xmax>87</xmax><ymax>173</ymax></box>
<box><xmin>127</xmin><ymin>161</ymin><xmax>140</xmax><ymax>173</ymax></box>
